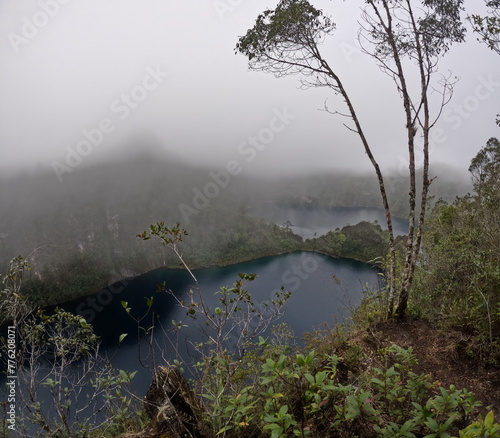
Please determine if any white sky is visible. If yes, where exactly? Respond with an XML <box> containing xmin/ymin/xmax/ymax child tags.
<box><xmin>0</xmin><ymin>0</ymin><xmax>498</xmax><ymax>179</ymax></box>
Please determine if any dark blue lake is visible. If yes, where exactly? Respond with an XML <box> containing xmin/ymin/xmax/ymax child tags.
<box><xmin>58</xmin><ymin>251</ymin><xmax>380</xmax><ymax>393</ymax></box>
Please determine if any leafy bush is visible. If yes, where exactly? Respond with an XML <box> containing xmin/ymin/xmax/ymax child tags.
<box><xmin>0</xmin><ymin>258</ymin><xmax>142</xmax><ymax>437</ymax></box>
<box><xmin>411</xmin><ymin>138</ymin><xmax>500</xmax><ymax>363</ymax></box>
<box><xmin>459</xmin><ymin>411</ymin><xmax>500</xmax><ymax>438</ymax></box>
<box><xmin>192</xmin><ymin>341</ymin><xmax>493</xmax><ymax>438</ymax></box>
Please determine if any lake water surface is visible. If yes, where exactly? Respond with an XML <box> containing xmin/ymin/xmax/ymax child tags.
<box><xmin>250</xmin><ymin>204</ymin><xmax>408</xmax><ymax>238</ymax></box>
<box><xmin>69</xmin><ymin>252</ymin><xmax>379</xmax><ymax>345</ymax></box>
<box><xmin>60</xmin><ymin>251</ymin><xmax>380</xmax><ymax>393</ymax></box>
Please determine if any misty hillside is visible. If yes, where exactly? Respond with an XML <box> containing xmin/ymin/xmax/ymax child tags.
<box><xmin>0</xmin><ymin>140</ymin><xmax>471</xmax><ymax>307</ymax></box>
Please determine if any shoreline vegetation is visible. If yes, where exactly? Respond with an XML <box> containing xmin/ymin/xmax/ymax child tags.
<box><xmin>17</xmin><ymin>217</ymin><xmax>390</xmax><ymax>309</ymax></box>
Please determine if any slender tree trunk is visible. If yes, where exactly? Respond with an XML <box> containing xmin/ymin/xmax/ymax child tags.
<box><xmin>319</xmin><ymin>59</ymin><xmax>397</xmax><ymax>315</ymax></box>
<box><xmin>368</xmin><ymin>0</ymin><xmax>420</xmax><ymax>318</ymax></box>
<box><xmin>395</xmin><ymin>0</ymin><xmax>433</xmax><ymax>319</ymax></box>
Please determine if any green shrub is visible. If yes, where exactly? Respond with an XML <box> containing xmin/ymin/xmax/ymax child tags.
<box><xmin>193</xmin><ymin>341</ymin><xmax>493</xmax><ymax>438</ymax></box>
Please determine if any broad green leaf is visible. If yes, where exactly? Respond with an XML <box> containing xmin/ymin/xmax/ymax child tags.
<box><xmin>485</xmin><ymin>411</ymin><xmax>494</xmax><ymax>427</ymax></box>
<box><xmin>305</xmin><ymin>373</ymin><xmax>315</xmax><ymax>385</ymax></box>
<box><xmin>315</xmin><ymin>371</ymin><xmax>327</xmax><ymax>384</ymax></box>
<box><xmin>278</xmin><ymin>405</ymin><xmax>288</xmax><ymax>416</ymax></box>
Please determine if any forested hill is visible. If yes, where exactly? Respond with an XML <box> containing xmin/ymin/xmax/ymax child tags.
<box><xmin>0</xmin><ymin>144</ymin><xmax>470</xmax><ymax>307</ymax></box>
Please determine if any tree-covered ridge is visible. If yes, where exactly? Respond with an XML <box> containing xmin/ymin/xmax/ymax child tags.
<box><xmin>304</xmin><ymin>221</ymin><xmax>401</xmax><ymax>263</ymax></box>
<box><xmin>2</xmin><ymin>209</ymin><xmax>500</xmax><ymax>436</ymax></box>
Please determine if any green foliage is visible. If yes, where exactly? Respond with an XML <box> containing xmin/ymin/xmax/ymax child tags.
<box><xmin>353</xmin><ymin>284</ymin><xmax>390</xmax><ymax>328</ymax></box>
<box><xmin>470</xmin><ymin>1</ymin><xmax>500</xmax><ymax>55</ymax></box>
<box><xmin>193</xmin><ymin>339</ymin><xmax>492</xmax><ymax>438</ymax></box>
<box><xmin>0</xmin><ymin>304</ymin><xmax>143</xmax><ymax>437</ymax></box>
<box><xmin>412</xmin><ymin>137</ymin><xmax>500</xmax><ymax>362</ymax></box>
<box><xmin>235</xmin><ymin>0</ymin><xmax>334</xmax><ymax>69</ymax></box>
<box><xmin>20</xmin><ymin>252</ymin><xmax>113</xmax><ymax>308</ymax></box>
<box><xmin>137</xmin><ymin>221</ymin><xmax>188</xmax><ymax>244</ymax></box>
<box><xmin>468</xmin><ymin>137</ymin><xmax>500</xmax><ymax>198</ymax></box>
<box><xmin>352</xmin><ymin>252</ymin><xmax>410</xmax><ymax>329</ymax></box>
<box><xmin>0</xmin><ymin>255</ymin><xmax>32</xmax><ymax>325</ymax></box>
<box><xmin>459</xmin><ymin>411</ymin><xmax>500</xmax><ymax>437</ymax></box>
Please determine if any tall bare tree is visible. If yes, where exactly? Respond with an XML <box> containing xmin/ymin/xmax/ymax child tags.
<box><xmin>236</xmin><ymin>0</ymin><xmax>465</xmax><ymax>319</ymax></box>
